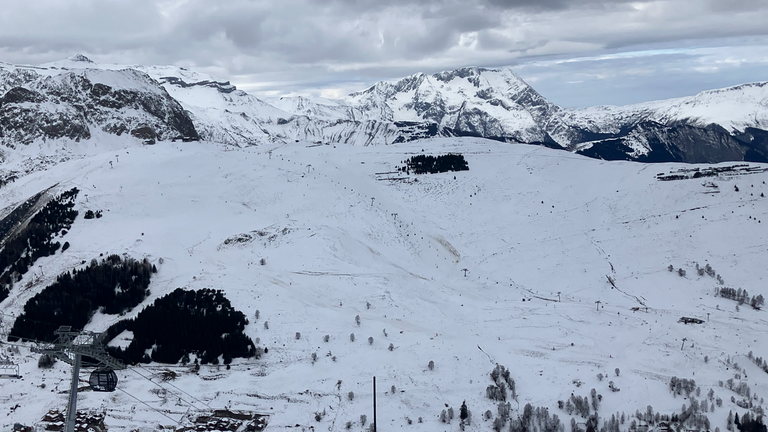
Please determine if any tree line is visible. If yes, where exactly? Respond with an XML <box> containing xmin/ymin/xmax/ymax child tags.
<box><xmin>717</xmin><ymin>287</ymin><xmax>765</xmax><ymax>309</ymax></box>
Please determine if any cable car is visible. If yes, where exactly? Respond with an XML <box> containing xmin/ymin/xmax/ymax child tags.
<box><xmin>89</xmin><ymin>367</ymin><xmax>118</xmax><ymax>392</ymax></box>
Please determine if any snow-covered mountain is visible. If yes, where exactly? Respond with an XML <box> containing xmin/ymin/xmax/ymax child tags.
<box><xmin>0</xmin><ymin>56</ymin><xmax>198</xmax><ymax>151</ymax></box>
<box><xmin>1</xmin><ymin>55</ymin><xmax>768</xmax><ymax>163</ymax></box>
<box><xmin>342</xmin><ymin>67</ymin><xmax>561</xmax><ymax>145</ymax></box>
<box><xmin>556</xmin><ymin>83</ymin><xmax>768</xmax><ymax>162</ymax></box>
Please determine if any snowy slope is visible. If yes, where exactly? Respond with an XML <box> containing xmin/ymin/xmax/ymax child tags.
<box><xmin>0</xmin><ymin>137</ymin><xmax>767</xmax><ymax>431</ymax></box>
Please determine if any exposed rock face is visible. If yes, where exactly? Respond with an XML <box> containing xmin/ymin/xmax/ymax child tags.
<box><xmin>0</xmin><ymin>65</ymin><xmax>198</xmax><ymax>147</ymax></box>
<box><xmin>344</xmin><ymin>67</ymin><xmax>560</xmax><ymax>145</ymax></box>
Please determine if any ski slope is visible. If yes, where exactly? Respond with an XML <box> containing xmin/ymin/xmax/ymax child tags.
<box><xmin>0</xmin><ymin>136</ymin><xmax>767</xmax><ymax>431</ymax></box>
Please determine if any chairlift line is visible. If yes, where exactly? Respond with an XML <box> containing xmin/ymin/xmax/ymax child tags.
<box><xmin>31</xmin><ymin>326</ymin><xmax>127</xmax><ymax>432</ymax></box>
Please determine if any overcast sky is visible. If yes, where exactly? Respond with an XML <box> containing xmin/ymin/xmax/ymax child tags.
<box><xmin>1</xmin><ymin>0</ymin><xmax>767</xmax><ymax>107</ymax></box>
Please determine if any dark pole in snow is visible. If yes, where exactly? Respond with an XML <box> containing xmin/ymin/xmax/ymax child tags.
<box><xmin>373</xmin><ymin>376</ymin><xmax>377</xmax><ymax>432</ymax></box>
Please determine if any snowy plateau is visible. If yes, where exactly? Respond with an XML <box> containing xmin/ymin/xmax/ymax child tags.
<box><xmin>0</xmin><ymin>56</ymin><xmax>766</xmax><ymax>432</ymax></box>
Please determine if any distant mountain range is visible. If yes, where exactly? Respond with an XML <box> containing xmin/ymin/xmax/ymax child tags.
<box><xmin>1</xmin><ymin>55</ymin><xmax>767</xmax><ymax>163</ymax></box>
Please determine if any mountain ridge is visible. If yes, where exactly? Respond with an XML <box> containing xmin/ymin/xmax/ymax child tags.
<box><xmin>1</xmin><ymin>56</ymin><xmax>767</xmax><ymax>162</ymax></box>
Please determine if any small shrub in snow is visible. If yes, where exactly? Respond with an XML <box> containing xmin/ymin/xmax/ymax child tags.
<box><xmin>355</xmin><ymin>315</ymin><xmax>361</xmax><ymax>326</ymax></box>
<box><xmin>350</xmin><ymin>333</ymin><xmax>355</xmax><ymax>342</ymax></box>
<box><xmin>597</xmin><ymin>373</ymin><xmax>604</xmax><ymax>381</ymax></box>
<box><xmin>345</xmin><ymin>421</ymin><xmax>352</xmax><ymax>429</ymax></box>
<box><xmin>388</xmin><ymin>343</ymin><xmax>394</xmax><ymax>351</ymax></box>
<box><xmin>678</xmin><ymin>268</ymin><xmax>686</xmax><ymax>277</ymax></box>
<box><xmin>264</xmin><ymin>321</ymin><xmax>269</xmax><ymax>329</ymax></box>
<box><xmin>668</xmin><ymin>264</ymin><xmax>674</xmax><ymax>272</ymax></box>
<box><xmin>254</xmin><ymin>310</ymin><xmax>260</xmax><ymax>320</ymax></box>
<box><xmin>323</xmin><ymin>334</ymin><xmax>330</xmax><ymax>342</ymax></box>
<box><xmin>311</xmin><ymin>352</ymin><xmax>317</xmax><ymax>364</ymax></box>
<box><xmin>360</xmin><ymin>414</ymin><xmax>367</xmax><ymax>425</ymax></box>
<box><xmin>295</xmin><ymin>332</ymin><xmax>301</xmax><ymax>340</ymax></box>
<box><xmin>484</xmin><ymin>410</ymin><xmax>493</xmax><ymax>421</ymax></box>
<box><xmin>259</xmin><ymin>258</ymin><xmax>266</xmax><ymax>265</ymax></box>
<box><xmin>615</xmin><ymin>367</ymin><xmax>620</xmax><ymax>376</ymax></box>
<box><xmin>391</xmin><ymin>385</ymin><xmax>396</xmax><ymax>394</ymax></box>
<box><xmin>348</xmin><ymin>391</ymin><xmax>354</xmax><ymax>401</ymax></box>
<box><xmin>368</xmin><ymin>336</ymin><xmax>374</xmax><ymax>345</ymax></box>
<box><xmin>366</xmin><ymin>301</ymin><xmax>371</xmax><ymax>309</ymax></box>
<box><xmin>428</xmin><ymin>360</ymin><xmax>434</xmax><ymax>370</ymax></box>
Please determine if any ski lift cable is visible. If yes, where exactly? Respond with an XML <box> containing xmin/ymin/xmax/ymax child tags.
<box><xmin>1</xmin><ymin>332</ymin><xmax>206</xmax><ymax>414</ymax></box>
<box><xmin>128</xmin><ymin>366</ymin><xmax>209</xmax><ymax>412</ymax></box>
<box><xmin>100</xmin><ymin>341</ymin><xmax>210</xmax><ymax>412</ymax></box>
<box><xmin>136</xmin><ymin>364</ymin><xmax>212</xmax><ymax>409</ymax></box>
<box><xmin>115</xmin><ymin>386</ymin><xmax>183</xmax><ymax>426</ymax></box>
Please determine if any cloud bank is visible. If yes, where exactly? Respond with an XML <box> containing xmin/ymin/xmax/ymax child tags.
<box><xmin>1</xmin><ymin>0</ymin><xmax>767</xmax><ymax>106</ymax></box>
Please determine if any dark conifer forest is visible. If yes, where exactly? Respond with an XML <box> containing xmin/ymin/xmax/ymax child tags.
<box><xmin>106</xmin><ymin>288</ymin><xmax>258</xmax><ymax>365</ymax></box>
<box><xmin>8</xmin><ymin>254</ymin><xmax>153</xmax><ymax>343</ymax></box>
<box><xmin>402</xmin><ymin>153</ymin><xmax>469</xmax><ymax>174</ymax></box>
<box><xmin>0</xmin><ymin>187</ymin><xmax>79</xmax><ymax>302</ymax></box>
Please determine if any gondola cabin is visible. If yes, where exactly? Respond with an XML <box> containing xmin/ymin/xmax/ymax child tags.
<box><xmin>89</xmin><ymin>368</ymin><xmax>118</xmax><ymax>392</ymax></box>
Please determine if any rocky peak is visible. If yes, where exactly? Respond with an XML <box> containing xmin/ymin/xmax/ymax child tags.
<box><xmin>0</xmin><ymin>66</ymin><xmax>198</xmax><ymax>146</ymax></box>
<box><xmin>69</xmin><ymin>54</ymin><xmax>95</xmax><ymax>64</ymax></box>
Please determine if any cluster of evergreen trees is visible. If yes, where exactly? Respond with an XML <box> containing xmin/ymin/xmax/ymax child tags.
<box><xmin>106</xmin><ymin>288</ymin><xmax>258</xmax><ymax>365</ymax></box>
<box><xmin>717</xmin><ymin>287</ymin><xmax>765</xmax><ymax>309</ymax></box>
<box><xmin>0</xmin><ymin>187</ymin><xmax>79</xmax><ymax>302</ymax></box>
<box><xmin>562</xmin><ymin>391</ymin><xmax>601</xmax><ymax>418</ymax></box>
<box><xmin>400</xmin><ymin>153</ymin><xmax>469</xmax><ymax>174</ymax></box>
<box><xmin>506</xmin><ymin>404</ymin><xmax>563</xmax><ymax>432</ymax></box>
<box><xmin>669</xmin><ymin>376</ymin><xmax>697</xmax><ymax>397</ymax></box>
<box><xmin>487</xmin><ymin>364</ymin><xmax>516</xmax><ymax>402</ymax></box>
<box><xmin>8</xmin><ymin>254</ymin><xmax>153</xmax><ymax>343</ymax></box>
<box><xmin>749</xmin><ymin>352</ymin><xmax>768</xmax><ymax>375</ymax></box>
<box><xmin>733</xmin><ymin>411</ymin><xmax>768</xmax><ymax>432</ymax></box>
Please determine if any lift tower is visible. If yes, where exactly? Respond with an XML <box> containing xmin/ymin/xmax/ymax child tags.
<box><xmin>33</xmin><ymin>326</ymin><xmax>126</xmax><ymax>432</ymax></box>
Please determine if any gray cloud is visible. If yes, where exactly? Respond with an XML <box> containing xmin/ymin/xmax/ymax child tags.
<box><xmin>0</xmin><ymin>0</ymin><xmax>766</xmax><ymax>106</ymax></box>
